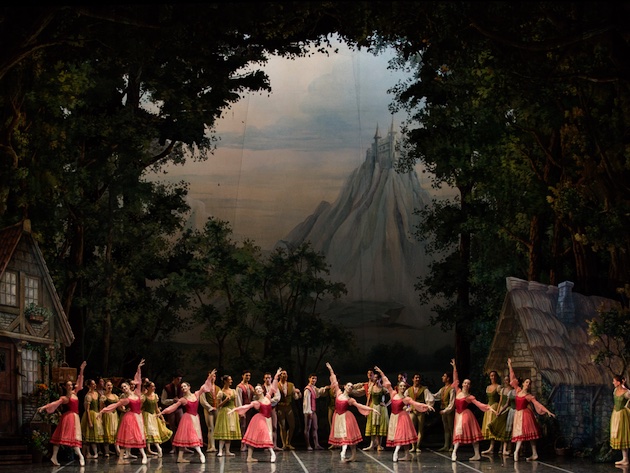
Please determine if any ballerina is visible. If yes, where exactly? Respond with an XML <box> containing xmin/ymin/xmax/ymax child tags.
<box><xmin>374</xmin><ymin>366</ymin><xmax>434</xmax><ymax>462</ymax></box>
<box><xmin>508</xmin><ymin>358</ymin><xmax>555</xmax><ymax>461</ymax></box>
<box><xmin>38</xmin><ymin>361</ymin><xmax>87</xmax><ymax>466</ymax></box>
<box><xmin>142</xmin><ymin>380</ymin><xmax>172</xmax><ymax>457</ymax></box>
<box><xmin>98</xmin><ymin>359</ymin><xmax>148</xmax><ymax>464</ymax></box>
<box><xmin>160</xmin><ymin>369</ymin><xmax>217</xmax><ymax>464</ymax></box>
<box><xmin>325</xmin><ymin>362</ymin><xmax>381</xmax><ymax>462</ymax></box>
<box><xmin>610</xmin><ymin>374</ymin><xmax>630</xmax><ymax>465</ymax></box>
<box><xmin>450</xmin><ymin>359</ymin><xmax>497</xmax><ymax>462</ymax></box>
<box><xmin>228</xmin><ymin>368</ymin><xmax>282</xmax><ymax>462</ymax></box>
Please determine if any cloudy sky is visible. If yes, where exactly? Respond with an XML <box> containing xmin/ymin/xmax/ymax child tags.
<box><xmin>161</xmin><ymin>39</ymin><xmax>419</xmax><ymax>249</ymax></box>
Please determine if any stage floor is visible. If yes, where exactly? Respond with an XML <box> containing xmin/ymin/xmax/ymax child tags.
<box><xmin>3</xmin><ymin>447</ymin><xmax>626</xmax><ymax>473</ymax></box>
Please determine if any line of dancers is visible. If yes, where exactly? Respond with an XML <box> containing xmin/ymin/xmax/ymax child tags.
<box><xmin>45</xmin><ymin>356</ymin><xmax>617</xmax><ymax>465</ymax></box>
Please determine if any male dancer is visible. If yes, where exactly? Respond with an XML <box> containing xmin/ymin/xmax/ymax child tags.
<box><xmin>433</xmin><ymin>371</ymin><xmax>455</xmax><ymax>452</ymax></box>
<box><xmin>277</xmin><ymin>369</ymin><xmax>301</xmax><ymax>450</ymax></box>
<box><xmin>303</xmin><ymin>373</ymin><xmax>328</xmax><ymax>450</ymax></box>
<box><xmin>236</xmin><ymin>369</ymin><xmax>256</xmax><ymax>451</ymax></box>
<box><xmin>161</xmin><ymin>373</ymin><xmax>183</xmax><ymax>454</ymax></box>
<box><xmin>405</xmin><ymin>373</ymin><xmax>434</xmax><ymax>452</ymax></box>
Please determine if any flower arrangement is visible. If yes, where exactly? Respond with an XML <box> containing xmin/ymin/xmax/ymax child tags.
<box><xmin>24</xmin><ymin>303</ymin><xmax>53</xmax><ymax>323</ymax></box>
<box><xmin>28</xmin><ymin>428</ymin><xmax>50</xmax><ymax>455</ymax></box>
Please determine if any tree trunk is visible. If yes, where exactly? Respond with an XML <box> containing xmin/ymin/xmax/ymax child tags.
<box><xmin>528</xmin><ymin>214</ymin><xmax>542</xmax><ymax>282</ymax></box>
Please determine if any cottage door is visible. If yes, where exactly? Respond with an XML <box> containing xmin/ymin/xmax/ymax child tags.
<box><xmin>0</xmin><ymin>341</ymin><xmax>16</xmax><ymax>436</ymax></box>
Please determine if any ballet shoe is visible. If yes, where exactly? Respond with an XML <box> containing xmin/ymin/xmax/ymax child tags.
<box><xmin>526</xmin><ymin>455</ymin><xmax>538</xmax><ymax>461</ymax></box>
<box><xmin>393</xmin><ymin>452</ymin><xmax>398</xmax><ymax>462</ymax></box>
<box><xmin>226</xmin><ymin>451</ymin><xmax>235</xmax><ymax>456</ymax></box>
<box><xmin>217</xmin><ymin>452</ymin><xmax>223</xmax><ymax>457</ymax></box>
<box><xmin>469</xmin><ymin>455</ymin><xmax>481</xmax><ymax>461</ymax></box>
<box><xmin>270</xmin><ymin>450</ymin><xmax>276</xmax><ymax>463</ymax></box>
<box><xmin>362</xmin><ymin>445</ymin><xmax>374</xmax><ymax>451</ymax></box>
<box><xmin>451</xmin><ymin>451</ymin><xmax>457</xmax><ymax>462</ymax></box>
<box><xmin>514</xmin><ymin>452</ymin><xmax>519</xmax><ymax>462</ymax></box>
<box><xmin>200</xmin><ymin>454</ymin><xmax>206</xmax><ymax>463</ymax></box>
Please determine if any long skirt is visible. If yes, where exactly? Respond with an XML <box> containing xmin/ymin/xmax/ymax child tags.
<box><xmin>102</xmin><ymin>411</ymin><xmax>119</xmax><ymax>444</ymax></box>
<box><xmin>452</xmin><ymin>409</ymin><xmax>483</xmax><ymax>445</ymax></box>
<box><xmin>143</xmin><ymin>411</ymin><xmax>173</xmax><ymax>444</ymax></box>
<box><xmin>50</xmin><ymin>411</ymin><xmax>82</xmax><ymax>448</ymax></box>
<box><xmin>116</xmin><ymin>411</ymin><xmax>146</xmax><ymax>449</ymax></box>
<box><xmin>328</xmin><ymin>412</ymin><xmax>363</xmax><ymax>446</ymax></box>
<box><xmin>611</xmin><ymin>408</ymin><xmax>630</xmax><ymax>450</ymax></box>
<box><xmin>511</xmin><ymin>409</ymin><xmax>541</xmax><ymax>442</ymax></box>
<box><xmin>80</xmin><ymin>410</ymin><xmax>104</xmax><ymax>443</ymax></box>
<box><xmin>386</xmin><ymin>411</ymin><xmax>418</xmax><ymax>447</ymax></box>
<box><xmin>241</xmin><ymin>413</ymin><xmax>273</xmax><ymax>449</ymax></box>
<box><xmin>172</xmin><ymin>413</ymin><xmax>203</xmax><ymax>448</ymax></box>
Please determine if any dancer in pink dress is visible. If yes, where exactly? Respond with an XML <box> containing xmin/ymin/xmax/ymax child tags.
<box><xmin>450</xmin><ymin>359</ymin><xmax>496</xmax><ymax>462</ymax></box>
<box><xmin>508</xmin><ymin>358</ymin><xmax>555</xmax><ymax>461</ymax></box>
<box><xmin>161</xmin><ymin>369</ymin><xmax>217</xmax><ymax>464</ymax></box>
<box><xmin>98</xmin><ymin>359</ymin><xmax>148</xmax><ymax>464</ymax></box>
<box><xmin>374</xmin><ymin>366</ymin><xmax>434</xmax><ymax>462</ymax></box>
<box><xmin>228</xmin><ymin>367</ymin><xmax>282</xmax><ymax>462</ymax></box>
<box><xmin>326</xmin><ymin>362</ymin><xmax>381</xmax><ymax>462</ymax></box>
<box><xmin>38</xmin><ymin>361</ymin><xmax>87</xmax><ymax>466</ymax></box>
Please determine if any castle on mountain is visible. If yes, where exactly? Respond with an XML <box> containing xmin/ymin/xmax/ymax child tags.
<box><xmin>367</xmin><ymin>119</ymin><xmax>397</xmax><ymax>170</ymax></box>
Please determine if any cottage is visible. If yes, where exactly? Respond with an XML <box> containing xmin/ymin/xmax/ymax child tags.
<box><xmin>0</xmin><ymin>220</ymin><xmax>74</xmax><ymax>439</ymax></box>
<box><xmin>484</xmin><ymin>276</ymin><xmax>621</xmax><ymax>447</ymax></box>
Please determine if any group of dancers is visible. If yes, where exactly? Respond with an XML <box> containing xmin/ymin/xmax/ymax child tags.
<box><xmin>50</xmin><ymin>355</ymin><xmax>630</xmax><ymax>465</ymax></box>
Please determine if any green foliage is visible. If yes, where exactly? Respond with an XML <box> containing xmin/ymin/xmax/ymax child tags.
<box><xmin>587</xmin><ymin>294</ymin><xmax>630</xmax><ymax>376</ymax></box>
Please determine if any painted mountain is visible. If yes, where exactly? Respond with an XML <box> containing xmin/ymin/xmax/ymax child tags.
<box><xmin>280</xmin><ymin>122</ymin><xmax>451</xmax><ymax>355</ymax></box>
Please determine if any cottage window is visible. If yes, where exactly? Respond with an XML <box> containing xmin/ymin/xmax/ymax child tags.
<box><xmin>24</xmin><ymin>276</ymin><xmax>40</xmax><ymax>306</ymax></box>
<box><xmin>0</xmin><ymin>270</ymin><xmax>18</xmax><ymax>306</ymax></box>
<box><xmin>22</xmin><ymin>348</ymin><xmax>39</xmax><ymax>395</ymax></box>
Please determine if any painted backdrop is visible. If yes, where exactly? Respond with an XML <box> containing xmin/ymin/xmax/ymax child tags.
<box><xmin>159</xmin><ymin>40</ymin><xmax>454</xmax><ymax>367</ymax></box>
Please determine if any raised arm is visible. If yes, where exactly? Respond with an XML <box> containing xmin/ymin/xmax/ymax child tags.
<box><xmin>132</xmin><ymin>359</ymin><xmax>144</xmax><ymax>396</ymax></box>
<box><xmin>374</xmin><ymin>366</ymin><xmax>395</xmax><ymax>397</ymax></box>
<box><xmin>450</xmin><ymin>359</ymin><xmax>460</xmax><ymax>392</ymax></box>
<box><xmin>326</xmin><ymin>362</ymin><xmax>339</xmax><ymax>397</ymax></box>
<box><xmin>194</xmin><ymin>369</ymin><xmax>217</xmax><ymax>399</ymax></box>
<box><xmin>74</xmin><ymin>361</ymin><xmax>87</xmax><ymax>396</ymax></box>
<box><xmin>507</xmin><ymin>358</ymin><xmax>519</xmax><ymax>391</ymax></box>
<box><xmin>266</xmin><ymin>367</ymin><xmax>281</xmax><ymax>399</ymax></box>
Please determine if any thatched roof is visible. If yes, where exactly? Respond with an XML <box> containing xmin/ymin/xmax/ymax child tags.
<box><xmin>485</xmin><ymin>277</ymin><xmax>620</xmax><ymax>386</ymax></box>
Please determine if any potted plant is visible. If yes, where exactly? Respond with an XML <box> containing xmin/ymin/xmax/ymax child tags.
<box><xmin>27</xmin><ymin>428</ymin><xmax>50</xmax><ymax>462</ymax></box>
<box><xmin>24</xmin><ymin>303</ymin><xmax>53</xmax><ymax>323</ymax></box>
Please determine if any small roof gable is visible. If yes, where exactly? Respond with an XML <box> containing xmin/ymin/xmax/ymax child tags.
<box><xmin>485</xmin><ymin>277</ymin><xmax>620</xmax><ymax>386</ymax></box>
<box><xmin>0</xmin><ymin>220</ymin><xmax>74</xmax><ymax>346</ymax></box>
<box><xmin>0</xmin><ymin>221</ymin><xmax>23</xmax><ymax>276</ymax></box>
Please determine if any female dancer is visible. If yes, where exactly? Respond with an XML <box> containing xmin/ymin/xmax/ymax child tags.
<box><xmin>38</xmin><ymin>361</ymin><xmax>87</xmax><ymax>466</ymax></box>
<box><xmin>81</xmin><ymin>378</ymin><xmax>104</xmax><ymax>458</ymax></box>
<box><xmin>450</xmin><ymin>359</ymin><xmax>496</xmax><ymax>462</ymax></box>
<box><xmin>611</xmin><ymin>374</ymin><xmax>630</xmax><ymax>465</ymax></box>
<box><xmin>488</xmin><ymin>374</ymin><xmax>515</xmax><ymax>456</ymax></box>
<box><xmin>142</xmin><ymin>380</ymin><xmax>172</xmax><ymax>457</ymax></box>
<box><xmin>100</xmin><ymin>379</ymin><xmax>120</xmax><ymax>457</ymax></box>
<box><xmin>326</xmin><ymin>362</ymin><xmax>381</xmax><ymax>462</ymax></box>
<box><xmin>374</xmin><ymin>367</ymin><xmax>434</xmax><ymax>462</ymax></box>
<box><xmin>363</xmin><ymin>371</ymin><xmax>389</xmax><ymax>451</ymax></box>
<box><xmin>228</xmin><ymin>368</ymin><xmax>282</xmax><ymax>462</ymax></box>
<box><xmin>508</xmin><ymin>358</ymin><xmax>555</xmax><ymax>461</ymax></box>
<box><xmin>161</xmin><ymin>370</ymin><xmax>216</xmax><ymax>464</ymax></box>
<box><xmin>98</xmin><ymin>359</ymin><xmax>148</xmax><ymax>464</ymax></box>
<box><xmin>480</xmin><ymin>370</ymin><xmax>501</xmax><ymax>454</ymax></box>
<box><xmin>213</xmin><ymin>374</ymin><xmax>241</xmax><ymax>456</ymax></box>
